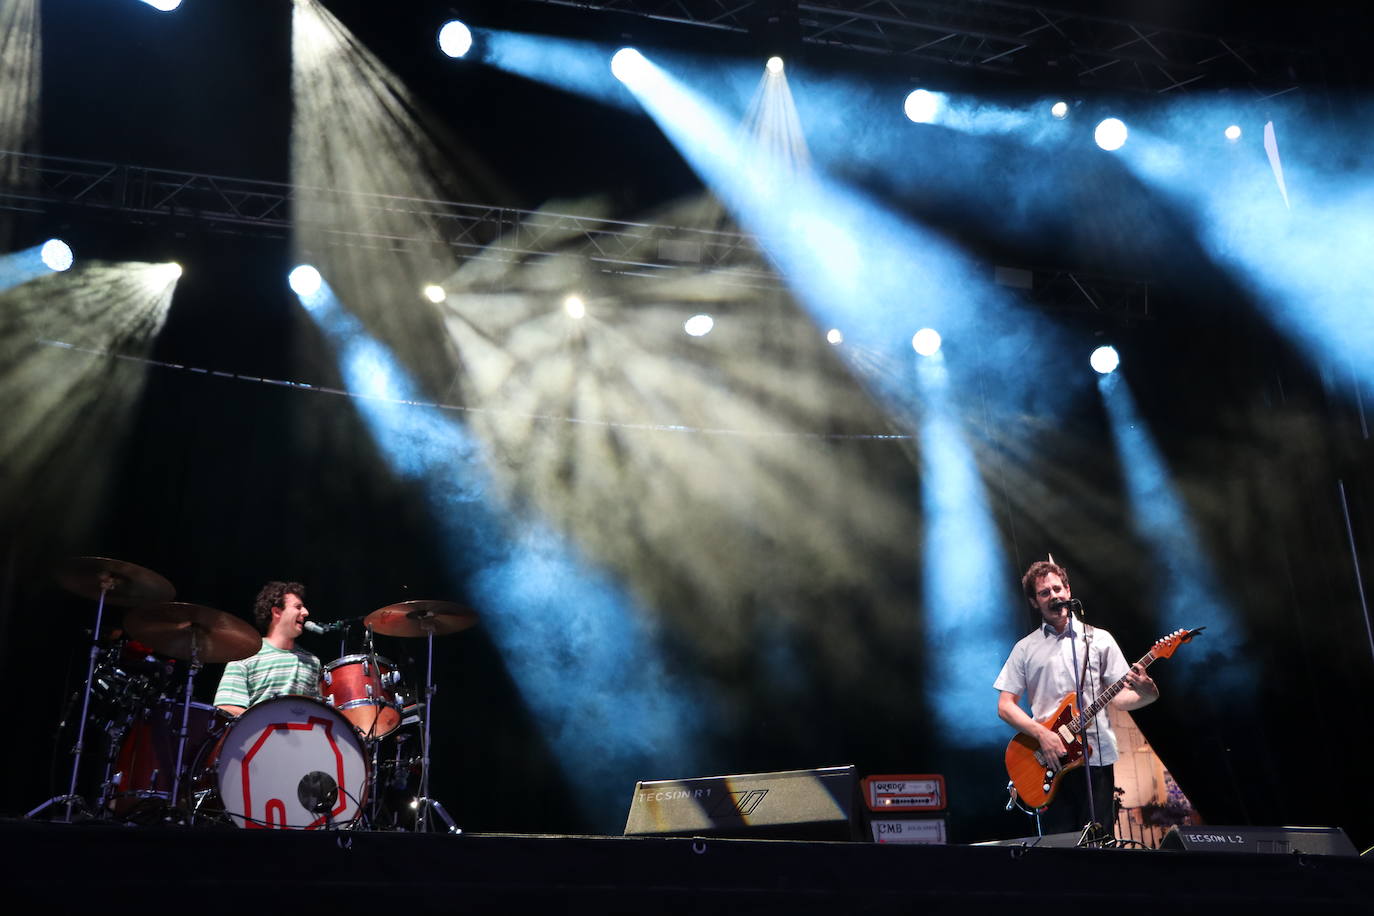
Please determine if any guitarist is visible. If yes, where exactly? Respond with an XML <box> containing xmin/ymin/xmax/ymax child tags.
<box><xmin>994</xmin><ymin>560</ymin><xmax>1159</xmax><ymax>837</ymax></box>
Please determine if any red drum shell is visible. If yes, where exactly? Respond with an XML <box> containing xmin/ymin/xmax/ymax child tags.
<box><xmin>319</xmin><ymin>653</ymin><xmax>401</xmax><ymax>739</ymax></box>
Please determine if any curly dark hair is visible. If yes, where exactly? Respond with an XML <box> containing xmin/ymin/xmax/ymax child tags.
<box><xmin>1020</xmin><ymin>560</ymin><xmax>1070</xmax><ymax>604</ymax></box>
<box><xmin>252</xmin><ymin>581</ymin><xmax>306</xmax><ymax>634</ymax></box>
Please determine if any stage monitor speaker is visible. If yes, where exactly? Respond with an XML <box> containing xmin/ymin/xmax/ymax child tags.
<box><xmin>974</xmin><ymin>831</ymin><xmax>1087</xmax><ymax>849</ymax></box>
<box><xmin>624</xmin><ymin>765</ymin><xmax>858</xmax><ymax>840</ymax></box>
<box><xmin>1161</xmin><ymin>825</ymin><xmax>1357</xmax><ymax>857</ymax></box>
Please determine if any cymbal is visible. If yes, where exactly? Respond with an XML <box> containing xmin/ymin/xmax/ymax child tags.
<box><xmin>365</xmin><ymin>600</ymin><xmax>478</xmax><ymax>638</ymax></box>
<box><xmin>55</xmin><ymin>556</ymin><xmax>175</xmax><ymax>607</ymax></box>
<box><xmin>122</xmin><ymin>602</ymin><xmax>261</xmax><ymax>664</ymax></box>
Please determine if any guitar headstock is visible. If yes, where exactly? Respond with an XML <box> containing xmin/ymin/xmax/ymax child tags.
<box><xmin>1152</xmin><ymin>627</ymin><xmax>1205</xmax><ymax>659</ymax></box>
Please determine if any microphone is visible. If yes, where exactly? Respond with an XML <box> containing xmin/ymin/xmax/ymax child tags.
<box><xmin>303</xmin><ymin>620</ymin><xmax>349</xmax><ymax>635</ymax></box>
<box><xmin>1050</xmin><ymin>598</ymin><xmax>1084</xmax><ymax>615</ymax></box>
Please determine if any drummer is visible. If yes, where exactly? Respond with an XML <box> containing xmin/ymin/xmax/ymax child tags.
<box><xmin>213</xmin><ymin>581</ymin><xmax>322</xmax><ymax>716</ymax></box>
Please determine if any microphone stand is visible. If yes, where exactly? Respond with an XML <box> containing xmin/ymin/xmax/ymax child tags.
<box><xmin>1066</xmin><ymin>602</ymin><xmax>1105</xmax><ymax>847</ymax></box>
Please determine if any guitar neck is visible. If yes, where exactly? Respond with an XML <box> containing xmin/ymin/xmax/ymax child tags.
<box><xmin>1074</xmin><ymin>645</ymin><xmax>1158</xmax><ymax>730</ymax></box>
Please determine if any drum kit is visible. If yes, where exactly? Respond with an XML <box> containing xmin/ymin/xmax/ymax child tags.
<box><xmin>28</xmin><ymin>556</ymin><xmax>477</xmax><ymax>832</ymax></box>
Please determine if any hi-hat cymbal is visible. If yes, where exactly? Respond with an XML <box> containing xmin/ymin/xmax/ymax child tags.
<box><xmin>55</xmin><ymin>557</ymin><xmax>175</xmax><ymax>607</ymax></box>
<box><xmin>365</xmin><ymin>600</ymin><xmax>478</xmax><ymax>638</ymax></box>
<box><xmin>122</xmin><ymin>602</ymin><xmax>261</xmax><ymax>664</ymax></box>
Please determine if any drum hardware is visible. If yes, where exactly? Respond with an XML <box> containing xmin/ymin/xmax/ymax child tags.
<box><xmin>120</xmin><ymin>602</ymin><xmax>259</xmax><ymax>822</ymax></box>
<box><xmin>363</xmin><ymin>599</ymin><xmax>476</xmax><ymax>834</ymax></box>
<box><xmin>28</xmin><ymin>557</ymin><xmax>176</xmax><ymax>824</ymax></box>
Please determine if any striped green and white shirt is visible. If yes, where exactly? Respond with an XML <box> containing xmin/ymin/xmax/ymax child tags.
<box><xmin>213</xmin><ymin>642</ymin><xmax>321</xmax><ymax>709</ymax></box>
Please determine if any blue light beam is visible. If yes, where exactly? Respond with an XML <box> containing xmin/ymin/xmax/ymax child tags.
<box><xmin>482</xmin><ymin>31</ymin><xmax>640</xmax><ymax>111</ymax></box>
<box><xmin>1112</xmin><ymin>99</ymin><xmax>1374</xmax><ymax>395</ymax></box>
<box><xmin>916</xmin><ymin>357</ymin><xmax>1015</xmax><ymax>747</ymax></box>
<box><xmin>1098</xmin><ymin>372</ymin><xmax>1249</xmax><ymax>693</ymax></box>
<box><xmin>297</xmin><ymin>278</ymin><xmax>711</xmax><ymax>830</ymax></box>
<box><xmin>1</xmin><ymin>242</ymin><xmax>73</xmax><ymax>293</ymax></box>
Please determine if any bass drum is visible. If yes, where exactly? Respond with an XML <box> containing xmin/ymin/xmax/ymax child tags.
<box><xmin>213</xmin><ymin>695</ymin><xmax>368</xmax><ymax>829</ymax></box>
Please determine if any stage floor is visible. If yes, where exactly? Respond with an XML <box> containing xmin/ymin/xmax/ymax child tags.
<box><xmin>3</xmin><ymin>818</ymin><xmax>1369</xmax><ymax>914</ymax></box>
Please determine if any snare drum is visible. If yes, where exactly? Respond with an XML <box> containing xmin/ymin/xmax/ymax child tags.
<box><xmin>320</xmin><ymin>653</ymin><xmax>402</xmax><ymax>739</ymax></box>
<box><xmin>109</xmin><ymin>700</ymin><xmax>228</xmax><ymax>815</ymax></box>
<box><xmin>213</xmin><ymin>695</ymin><xmax>368</xmax><ymax>829</ymax></box>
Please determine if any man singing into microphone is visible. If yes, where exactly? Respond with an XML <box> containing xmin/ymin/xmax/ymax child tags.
<box><xmin>214</xmin><ymin>581</ymin><xmax>322</xmax><ymax>716</ymax></box>
<box><xmin>993</xmin><ymin>560</ymin><xmax>1159</xmax><ymax>838</ymax></box>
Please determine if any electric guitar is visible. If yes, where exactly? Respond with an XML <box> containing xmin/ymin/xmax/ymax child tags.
<box><xmin>1004</xmin><ymin>627</ymin><xmax>1204</xmax><ymax>810</ymax></box>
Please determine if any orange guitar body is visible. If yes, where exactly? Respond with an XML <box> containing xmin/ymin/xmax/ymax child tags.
<box><xmin>1004</xmin><ymin>693</ymin><xmax>1090</xmax><ymax>810</ymax></box>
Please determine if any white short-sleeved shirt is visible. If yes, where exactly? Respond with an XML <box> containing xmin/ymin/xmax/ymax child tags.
<box><xmin>993</xmin><ymin>622</ymin><xmax>1130</xmax><ymax>766</ymax></box>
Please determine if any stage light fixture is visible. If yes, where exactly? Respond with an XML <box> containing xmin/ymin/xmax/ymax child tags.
<box><xmin>423</xmin><ymin>284</ymin><xmax>447</xmax><ymax>303</ymax></box>
<box><xmin>1225</xmin><ymin>125</ymin><xmax>1242</xmax><ymax>141</ymax></box>
<box><xmin>611</xmin><ymin>48</ymin><xmax>647</xmax><ymax>83</ymax></box>
<box><xmin>1094</xmin><ymin>118</ymin><xmax>1128</xmax><ymax>151</ymax></box>
<box><xmin>141</xmin><ymin>262</ymin><xmax>183</xmax><ymax>290</ymax></box>
<box><xmin>1051</xmin><ymin>101</ymin><xmax>1069</xmax><ymax>120</ymax></box>
<box><xmin>766</xmin><ymin>56</ymin><xmax>784</xmax><ymax>74</ymax></box>
<box><xmin>912</xmin><ymin>327</ymin><xmax>942</xmax><ymax>357</ymax></box>
<box><xmin>683</xmin><ymin>314</ymin><xmax>714</xmax><ymax>337</ymax></box>
<box><xmin>563</xmin><ymin>294</ymin><xmax>586</xmax><ymax>319</ymax></box>
<box><xmin>1090</xmin><ymin>345</ymin><xmax>1120</xmax><ymax>375</ymax></box>
<box><xmin>40</xmin><ymin>239</ymin><xmax>74</xmax><ymax>272</ymax></box>
<box><xmin>288</xmin><ymin>264</ymin><xmax>322</xmax><ymax>297</ymax></box>
<box><xmin>826</xmin><ymin>328</ymin><xmax>843</xmax><ymax>345</ymax></box>
<box><xmin>438</xmin><ymin>20</ymin><xmax>473</xmax><ymax>59</ymax></box>
<box><xmin>140</xmin><ymin>0</ymin><xmax>183</xmax><ymax>10</ymax></box>
<box><xmin>903</xmin><ymin>89</ymin><xmax>941</xmax><ymax>124</ymax></box>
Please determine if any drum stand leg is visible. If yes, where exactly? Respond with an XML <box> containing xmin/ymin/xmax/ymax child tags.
<box><xmin>28</xmin><ymin>582</ymin><xmax>114</xmax><ymax>823</ymax></box>
<box><xmin>413</xmin><ymin>627</ymin><xmax>459</xmax><ymax>834</ymax></box>
<box><xmin>167</xmin><ymin>646</ymin><xmax>201</xmax><ymax>823</ymax></box>
<box><xmin>367</xmin><ymin>737</ymin><xmax>382</xmax><ymax>828</ymax></box>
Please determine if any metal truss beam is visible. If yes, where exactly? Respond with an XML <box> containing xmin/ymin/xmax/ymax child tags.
<box><xmin>0</xmin><ymin>150</ymin><xmax>776</xmax><ymax>286</ymax></box>
<box><xmin>0</xmin><ymin>150</ymin><xmax>1147</xmax><ymax>320</ymax></box>
<box><xmin>520</xmin><ymin>0</ymin><xmax>1312</xmax><ymax>95</ymax></box>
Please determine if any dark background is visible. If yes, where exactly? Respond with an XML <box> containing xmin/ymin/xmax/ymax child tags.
<box><xmin>2</xmin><ymin>0</ymin><xmax>1371</xmax><ymax>846</ymax></box>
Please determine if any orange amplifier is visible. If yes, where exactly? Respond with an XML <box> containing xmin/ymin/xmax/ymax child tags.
<box><xmin>860</xmin><ymin>774</ymin><xmax>948</xmax><ymax>845</ymax></box>
<box><xmin>860</xmin><ymin>774</ymin><xmax>946</xmax><ymax>811</ymax></box>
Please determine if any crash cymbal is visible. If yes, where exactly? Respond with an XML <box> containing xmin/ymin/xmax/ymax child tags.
<box><xmin>55</xmin><ymin>556</ymin><xmax>175</xmax><ymax>607</ymax></box>
<box><xmin>122</xmin><ymin>602</ymin><xmax>261</xmax><ymax>664</ymax></box>
<box><xmin>365</xmin><ymin>600</ymin><xmax>478</xmax><ymax>638</ymax></box>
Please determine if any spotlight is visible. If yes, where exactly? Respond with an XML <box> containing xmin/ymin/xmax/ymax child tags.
<box><xmin>144</xmin><ymin>262</ymin><xmax>183</xmax><ymax>290</ymax></box>
<box><xmin>40</xmin><ymin>239</ymin><xmax>74</xmax><ymax>272</ymax></box>
<box><xmin>140</xmin><ymin>0</ymin><xmax>183</xmax><ymax>10</ymax></box>
<box><xmin>1224</xmin><ymin>124</ymin><xmax>1242</xmax><ymax>142</ymax></box>
<box><xmin>683</xmin><ymin>314</ymin><xmax>714</xmax><ymax>337</ymax></box>
<box><xmin>766</xmin><ymin>56</ymin><xmax>784</xmax><ymax>75</ymax></box>
<box><xmin>563</xmin><ymin>295</ymin><xmax>586</xmax><ymax>319</ymax></box>
<box><xmin>611</xmin><ymin>48</ymin><xmax>647</xmax><ymax>83</ymax></box>
<box><xmin>826</xmin><ymin>328</ymin><xmax>843</xmax><ymax>345</ymax></box>
<box><xmin>1051</xmin><ymin>100</ymin><xmax>1069</xmax><ymax>120</ymax></box>
<box><xmin>1094</xmin><ymin>118</ymin><xmax>1128</xmax><ymax>151</ymax></box>
<box><xmin>1090</xmin><ymin>345</ymin><xmax>1120</xmax><ymax>375</ymax></box>
<box><xmin>438</xmin><ymin>20</ymin><xmax>473</xmax><ymax>59</ymax></box>
<box><xmin>288</xmin><ymin>264</ymin><xmax>322</xmax><ymax>297</ymax></box>
<box><xmin>903</xmin><ymin>89</ymin><xmax>941</xmax><ymax>124</ymax></box>
<box><xmin>423</xmin><ymin>284</ymin><xmax>447</xmax><ymax>303</ymax></box>
<box><xmin>912</xmin><ymin>328</ymin><xmax>942</xmax><ymax>357</ymax></box>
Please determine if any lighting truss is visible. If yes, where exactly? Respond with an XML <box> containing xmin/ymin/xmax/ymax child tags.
<box><xmin>0</xmin><ymin>150</ymin><xmax>776</xmax><ymax>286</ymax></box>
<box><xmin>0</xmin><ymin>149</ymin><xmax>1148</xmax><ymax>319</ymax></box>
<box><xmin>521</xmin><ymin>0</ymin><xmax>1312</xmax><ymax>95</ymax></box>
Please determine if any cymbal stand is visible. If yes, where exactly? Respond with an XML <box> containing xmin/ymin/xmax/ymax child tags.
<box><xmin>412</xmin><ymin>622</ymin><xmax>458</xmax><ymax>834</ymax></box>
<box><xmin>28</xmin><ymin>574</ymin><xmax>116</xmax><ymax>822</ymax></box>
<box><xmin>168</xmin><ymin>633</ymin><xmax>202</xmax><ymax>822</ymax></box>
<box><xmin>362</xmin><ymin>625</ymin><xmax>383</xmax><ymax>827</ymax></box>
